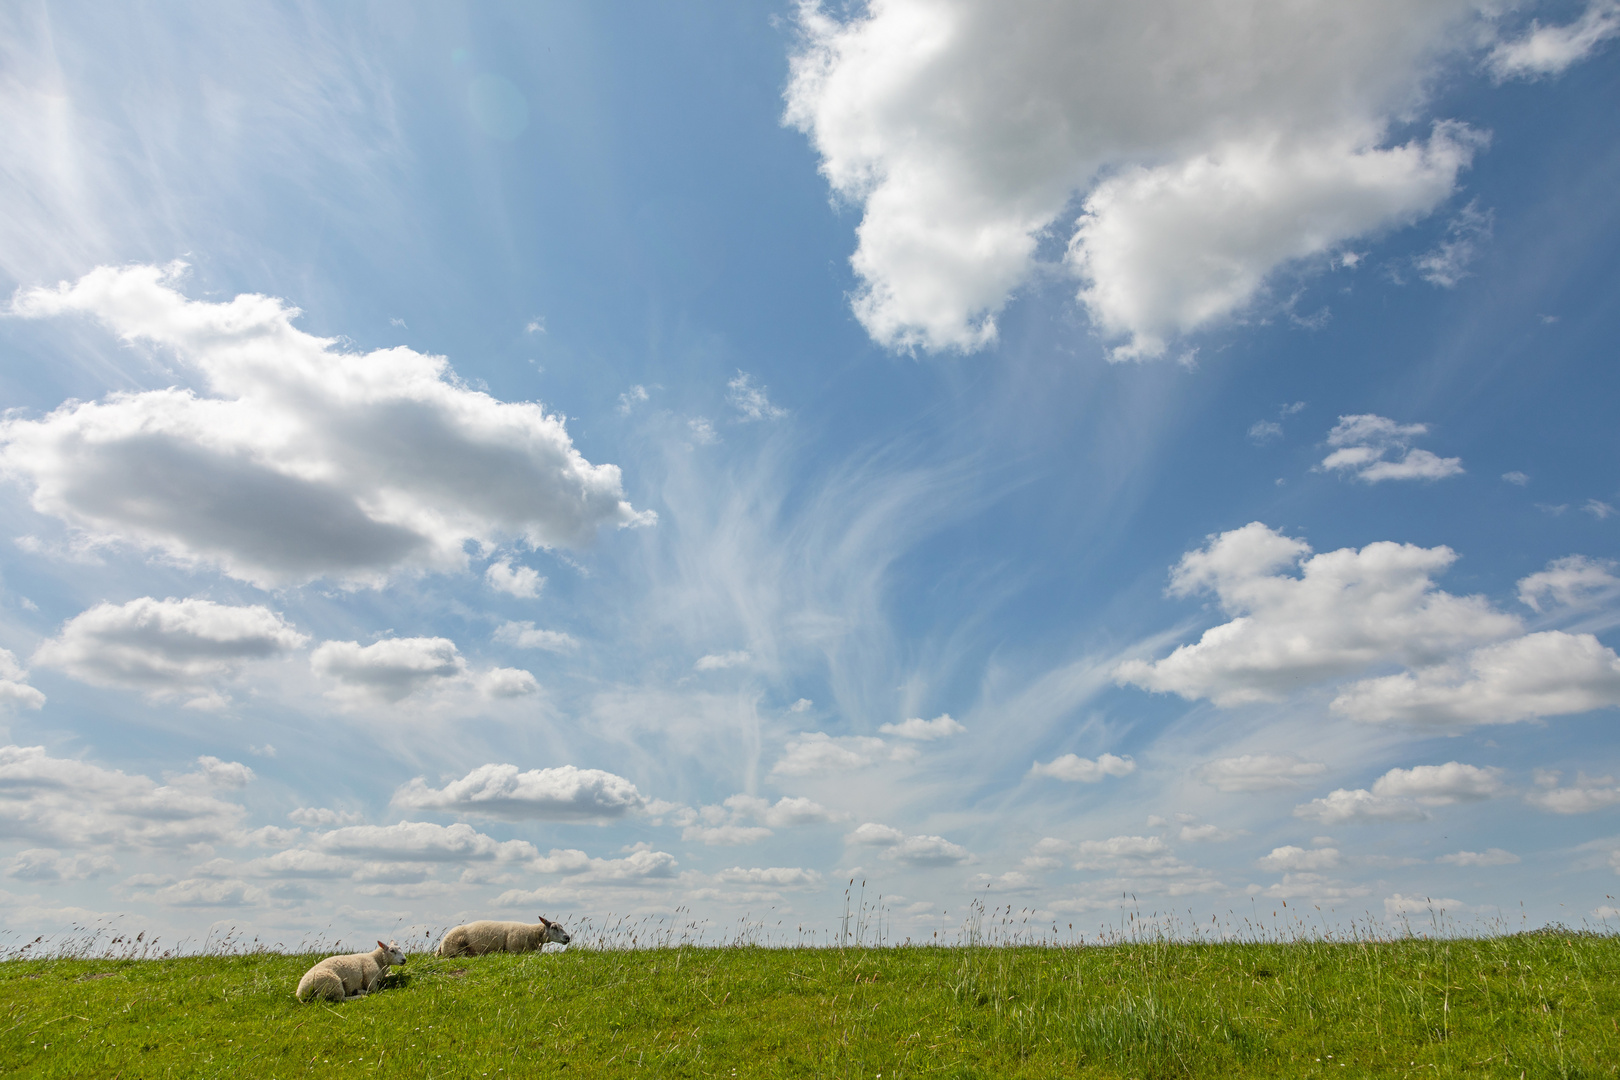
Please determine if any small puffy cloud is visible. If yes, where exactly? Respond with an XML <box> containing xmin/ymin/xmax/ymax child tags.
<box><xmin>33</xmin><ymin>597</ymin><xmax>306</xmax><ymax>697</ymax></box>
<box><xmin>0</xmin><ymin>648</ymin><xmax>45</xmax><ymax>712</ymax></box>
<box><xmin>723</xmin><ymin>794</ymin><xmax>843</xmax><ymax>827</ymax></box>
<box><xmin>1029</xmin><ymin>753</ymin><xmax>1135</xmax><ymax>783</ymax></box>
<box><xmin>1436</xmin><ymin>848</ymin><xmax>1519</xmax><ymax>867</ymax></box>
<box><xmin>313</xmin><ymin>636</ymin><xmax>526</xmax><ymax>704</ymax></box>
<box><xmin>149</xmin><ymin>878</ymin><xmax>265</xmax><ymax>908</ymax></box>
<box><xmin>1257</xmin><ymin>846</ymin><xmax>1342</xmax><ymax>872</ymax></box>
<box><xmin>1069</xmin><ymin>836</ymin><xmax>1169</xmax><ymax>868</ymax></box>
<box><xmin>617</xmin><ymin>384</ymin><xmax>649</xmax><ymax>415</ymax></box>
<box><xmin>309</xmin><ymin>820</ymin><xmax>538</xmax><ymax>863</ymax></box>
<box><xmin>1502</xmin><ymin>471</ymin><xmax>1530</xmax><ymax>486</ymax></box>
<box><xmin>394</xmin><ymin>763</ymin><xmax>646</xmax><ymax>822</ymax></box>
<box><xmin>1332</xmin><ymin>631</ymin><xmax>1620</xmax><ymax>727</ymax></box>
<box><xmin>770</xmin><ymin>732</ymin><xmax>915</xmax><ymax>777</ymax></box>
<box><xmin>1117</xmin><ymin>522</ymin><xmax>1516</xmax><ymax>706</ymax></box>
<box><xmin>1585</xmin><ymin>499</ymin><xmax>1616</xmax><ymax>520</ymax></box>
<box><xmin>494</xmin><ymin>621</ymin><xmax>579</xmax><ymax>653</ymax></box>
<box><xmin>1369</xmin><ymin>762</ymin><xmax>1504</xmax><ymax>805</ymax></box>
<box><xmin>1489</xmin><ymin>0</ymin><xmax>1620</xmax><ymax>79</ymax></box>
<box><xmin>1319</xmin><ymin>415</ymin><xmax>1463</xmax><ymax>483</ymax></box>
<box><xmin>1518</xmin><ymin>555</ymin><xmax>1620</xmax><ymax>612</ymax></box>
<box><xmin>725</xmin><ymin>371</ymin><xmax>787</xmax><ymax>421</ymax></box>
<box><xmin>789</xmin><ymin>698</ymin><xmax>813</xmax><ymax>712</ymax></box>
<box><xmin>1248</xmin><ymin>420</ymin><xmax>1284</xmax><ymax>444</ymax></box>
<box><xmin>288</xmin><ymin>807</ymin><xmax>363</xmax><ymax>828</ymax></box>
<box><xmin>5</xmin><ymin>848</ymin><xmax>117</xmax><ymax>882</ymax></box>
<box><xmin>694</xmin><ymin>650</ymin><xmax>750</xmax><ymax>672</ymax></box>
<box><xmin>530</xmin><ymin>846</ymin><xmax>678</xmax><ymax>882</ymax></box>
<box><xmin>1195</xmin><ymin>754</ymin><xmax>1328</xmax><ymax>793</ymax></box>
<box><xmin>1524</xmin><ymin>770</ymin><xmax>1620</xmax><ymax>814</ymax></box>
<box><xmin>189</xmin><ymin>756</ymin><xmax>255</xmax><ymax>789</ymax></box>
<box><xmin>848</xmin><ymin>822</ymin><xmax>971</xmax><ymax>866</ymax></box>
<box><xmin>1</xmin><ymin>265</ymin><xmax>649</xmax><ymax>588</ymax></box>
<box><xmin>0</xmin><ymin>744</ymin><xmax>248</xmax><ymax>848</ymax></box>
<box><xmin>486</xmin><ymin>559</ymin><xmax>544</xmax><ymax>598</ymax></box>
<box><xmin>1384</xmin><ymin>893</ymin><xmax>1467</xmax><ymax>919</ymax></box>
<box><xmin>715</xmin><ymin>866</ymin><xmax>822</xmax><ymax>888</ymax></box>
<box><xmin>1293</xmin><ymin>788</ymin><xmax>1429</xmax><ymax>826</ymax></box>
<box><xmin>1414</xmin><ymin>200</ymin><xmax>1493</xmax><ymax>287</ymax></box>
<box><xmin>1177</xmin><ymin>823</ymin><xmax>1235</xmax><ymax>843</ymax></box>
<box><xmin>879</xmin><ymin>714</ymin><xmax>965</xmax><ymax>741</ymax></box>
<box><xmin>682</xmin><ymin>824</ymin><xmax>774</xmax><ymax>846</ymax></box>
<box><xmin>687</xmin><ymin>417</ymin><xmax>719</xmax><ymax>446</ymax></box>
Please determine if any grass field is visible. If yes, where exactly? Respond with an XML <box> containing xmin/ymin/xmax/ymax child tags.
<box><xmin>2</xmin><ymin>928</ymin><xmax>1617</xmax><ymax>1078</ymax></box>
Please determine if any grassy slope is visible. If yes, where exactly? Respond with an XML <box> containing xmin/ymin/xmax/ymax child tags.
<box><xmin>1</xmin><ymin>935</ymin><xmax>1616</xmax><ymax>1078</ymax></box>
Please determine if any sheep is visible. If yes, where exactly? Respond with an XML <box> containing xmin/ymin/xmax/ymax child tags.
<box><xmin>434</xmin><ymin>915</ymin><xmax>571</xmax><ymax>957</ymax></box>
<box><xmin>295</xmin><ymin>940</ymin><xmax>407</xmax><ymax>1002</ymax></box>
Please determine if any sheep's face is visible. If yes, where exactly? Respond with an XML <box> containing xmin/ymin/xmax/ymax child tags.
<box><xmin>539</xmin><ymin>917</ymin><xmax>571</xmax><ymax>946</ymax></box>
<box><xmin>377</xmin><ymin>940</ymin><xmax>408</xmax><ymax>966</ymax></box>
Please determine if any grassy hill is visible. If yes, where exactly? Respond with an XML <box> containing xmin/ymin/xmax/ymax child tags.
<box><xmin>2</xmin><ymin>931</ymin><xmax>1617</xmax><ymax>1077</ymax></box>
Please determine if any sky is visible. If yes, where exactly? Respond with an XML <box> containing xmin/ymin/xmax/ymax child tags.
<box><xmin>0</xmin><ymin>0</ymin><xmax>1618</xmax><ymax>951</ymax></box>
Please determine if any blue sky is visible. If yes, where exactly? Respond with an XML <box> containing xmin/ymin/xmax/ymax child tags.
<box><xmin>0</xmin><ymin>0</ymin><xmax>1618</xmax><ymax>947</ymax></box>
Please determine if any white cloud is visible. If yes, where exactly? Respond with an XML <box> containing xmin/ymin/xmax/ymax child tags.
<box><xmin>848</xmin><ymin>822</ymin><xmax>971</xmax><ymax>866</ymax></box>
<box><xmin>1319</xmin><ymin>414</ymin><xmax>1463</xmax><ymax>483</ymax></box>
<box><xmin>1029</xmin><ymin>752</ymin><xmax>1135</xmax><ymax>783</ymax></box>
<box><xmin>1413</xmin><ymin>200</ymin><xmax>1492</xmax><ymax>287</ymax></box>
<box><xmin>537</xmin><ymin>846</ymin><xmax>678</xmax><ymax>882</ymax></box>
<box><xmin>1069</xmin><ymin>835</ymin><xmax>1170</xmax><ymax>868</ymax></box>
<box><xmin>1116</xmin><ymin>522</ymin><xmax>1515</xmax><ymax>706</ymax></box>
<box><xmin>770</xmin><ymin>732</ymin><xmax>916</xmax><ymax>776</ymax></box>
<box><xmin>688</xmin><ymin>417</ymin><xmax>719</xmax><ymax>445</ymax></box>
<box><xmin>1248</xmin><ymin>420</ymin><xmax>1284</xmax><ymax>444</ymax></box>
<box><xmin>1384</xmin><ymin>893</ymin><xmax>1468</xmax><ymax>918</ymax></box>
<box><xmin>1294</xmin><ymin>788</ymin><xmax>1430</xmax><ymax>825</ymax></box>
<box><xmin>33</xmin><ymin>597</ymin><xmax>307</xmax><ymax>697</ymax></box>
<box><xmin>616</xmin><ymin>385</ymin><xmax>649</xmax><ymax>415</ymax></box>
<box><xmin>1331</xmin><ymin>630</ymin><xmax>1620</xmax><ymax>726</ymax></box>
<box><xmin>784</xmin><ymin>1</ymin><xmax>1517</xmax><ymax>356</ymax></box>
<box><xmin>1585</xmin><ymin>499</ymin><xmax>1616</xmax><ymax>519</ymax></box>
<box><xmin>0</xmin><ymin>744</ymin><xmax>248</xmax><ymax>848</ymax></box>
<box><xmin>309</xmin><ymin>820</ymin><xmax>538</xmax><ymax>863</ymax></box>
<box><xmin>1370</xmin><ymin>762</ymin><xmax>1504</xmax><ymax>804</ymax></box>
<box><xmin>694</xmin><ymin>650</ymin><xmax>751</xmax><ymax>672</ymax></box>
<box><xmin>723</xmin><ymin>793</ymin><xmax>842</xmax><ymax>827</ymax></box>
<box><xmin>725</xmin><ymin>371</ymin><xmax>787</xmax><ymax>421</ymax></box>
<box><xmin>393</xmin><ymin>763</ymin><xmax>646</xmax><ymax>822</ymax></box>
<box><xmin>1195</xmin><ymin>754</ymin><xmax>1328</xmax><ymax>793</ymax></box>
<box><xmin>1489</xmin><ymin>0</ymin><xmax>1620</xmax><ymax>79</ymax></box>
<box><xmin>1071</xmin><ymin>125</ymin><xmax>1481</xmax><ymax>360</ymax></box>
<box><xmin>287</xmin><ymin>807</ymin><xmax>363</xmax><ymax>828</ymax></box>
<box><xmin>5</xmin><ymin>848</ymin><xmax>117</xmax><ymax>882</ymax></box>
<box><xmin>190</xmin><ymin>756</ymin><xmax>255</xmax><ymax>789</ymax></box>
<box><xmin>789</xmin><ymin>698</ymin><xmax>813</xmax><ymax>712</ymax></box>
<box><xmin>494</xmin><ymin>621</ymin><xmax>579</xmax><ymax>653</ymax></box>
<box><xmin>1436</xmin><ymin>848</ymin><xmax>1519</xmax><ymax>867</ymax></box>
<box><xmin>1524</xmin><ymin>770</ymin><xmax>1620</xmax><ymax>813</ymax></box>
<box><xmin>715</xmin><ymin>865</ymin><xmax>823</xmax><ymax>888</ymax></box>
<box><xmin>682</xmin><ymin>824</ymin><xmax>774</xmax><ymax>846</ymax></box>
<box><xmin>485</xmin><ymin>559</ymin><xmax>544</xmax><ymax>598</ymax></box>
<box><xmin>1257</xmin><ymin>845</ymin><xmax>1342</xmax><ymax>872</ymax></box>
<box><xmin>2</xmin><ymin>265</ymin><xmax>650</xmax><ymax>588</ymax></box>
<box><xmin>312</xmin><ymin>636</ymin><xmax>514</xmax><ymax>704</ymax></box>
<box><xmin>1503</xmin><ymin>470</ymin><xmax>1530</xmax><ymax>486</ymax></box>
<box><xmin>1518</xmin><ymin>555</ymin><xmax>1620</xmax><ymax>612</ymax></box>
<box><xmin>0</xmin><ymin>648</ymin><xmax>44</xmax><ymax>712</ymax></box>
<box><xmin>1177</xmin><ymin>823</ymin><xmax>1234</xmax><ymax>843</ymax></box>
<box><xmin>879</xmin><ymin>713</ymin><xmax>965</xmax><ymax>740</ymax></box>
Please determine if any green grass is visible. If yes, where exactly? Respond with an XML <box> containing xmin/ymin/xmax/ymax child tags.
<box><xmin>3</xmin><ymin>933</ymin><xmax>1618</xmax><ymax>1078</ymax></box>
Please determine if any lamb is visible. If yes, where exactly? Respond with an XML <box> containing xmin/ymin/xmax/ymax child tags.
<box><xmin>434</xmin><ymin>915</ymin><xmax>571</xmax><ymax>957</ymax></box>
<box><xmin>295</xmin><ymin>940</ymin><xmax>408</xmax><ymax>1002</ymax></box>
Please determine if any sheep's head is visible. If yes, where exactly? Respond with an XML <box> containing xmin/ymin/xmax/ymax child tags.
<box><xmin>539</xmin><ymin>916</ymin><xmax>571</xmax><ymax>946</ymax></box>
<box><xmin>377</xmin><ymin>940</ymin><xmax>408</xmax><ymax>966</ymax></box>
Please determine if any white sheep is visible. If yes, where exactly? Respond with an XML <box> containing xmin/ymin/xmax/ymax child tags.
<box><xmin>295</xmin><ymin>940</ymin><xmax>408</xmax><ymax>1002</ymax></box>
<box><xmin>434</xmin><ymin>915</ymin><xmax>571</xmax><ymax>957</ymax></box>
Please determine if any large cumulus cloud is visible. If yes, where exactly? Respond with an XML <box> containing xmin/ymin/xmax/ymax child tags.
<box><xmin>2</xmin><ymin>264</ymin><xmax>652</xmax><ymax>587</ymax></box>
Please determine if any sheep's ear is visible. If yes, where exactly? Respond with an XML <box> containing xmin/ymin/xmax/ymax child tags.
<box><xmin>538</xmin><ymin>916</ymin><xmax>550</xmax><ymax>927</ymax></box>
<box><xmin>378</xmin><ymin>940</ymin><xmax>387</xmax><ymax>949</ymax></box>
